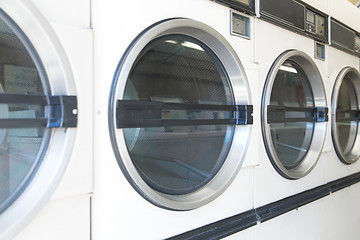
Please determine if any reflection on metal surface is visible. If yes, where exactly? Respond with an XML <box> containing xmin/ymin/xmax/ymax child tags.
<box><xmin>262</xmin><ymin>50</ymin><xmax>327</xmax><ymax>179</ymax></box>
<box><xmin>279</xmin><ymin>65</ymin><xmax>297</xmax><ymax>74</ymax></box>
<box><xmin>110</xmin><ymin>19</ymin><xmax>251</xmax><ymax>210</ymax></box>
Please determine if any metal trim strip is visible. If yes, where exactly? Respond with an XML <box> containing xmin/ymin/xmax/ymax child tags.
<box><xmin>168</xmin><ymin>172</ymin><xmax>360</xmax><ymax>239</ymax></box>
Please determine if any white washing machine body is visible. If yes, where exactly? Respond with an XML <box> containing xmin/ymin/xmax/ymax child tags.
<box><xmin>93</xmin><ymin>0</ymin><xmax>258</xmax><ymax>239</ymax></box>
<box><xmin>0</xmin><ymin>0</ymin><xmax>93</xmax><ymax>240</ymax></box>
<box><xmin>328</xmin><ymin>0</ymin><xmax>360</xmax><ymax>33</ymax></box>
<box><xmin>251</xmin><ymin>1</ymin><xmax>331</xmax><ymax>239</ymax></box>
<box><xmin>323</xmin><ymin>2</ymin><xmax>360</xmax><ymax>239</ymax></box>
<box><xmin>254</xmin><ymin>0</ymin><xmax>329</xmax><ymax>207</ymax></box>
<box><xmin>252</xmin><ymin>1</ymin><xmax>360</xmax><ymax>239</ymax></box>
<box><xmin>325</xmin><ymin>22</ymin><xmax>360</xmax><ymax>182</ymax></box>
<box><xmin>301</xmin><ymin>0</ymin><xmax>329</xmax><ymax>14</ymax></box>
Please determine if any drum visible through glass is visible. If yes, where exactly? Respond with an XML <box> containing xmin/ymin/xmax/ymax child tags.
<box><xmin>122</xmin><ymin>35</ymin><xmax>235</xmax><ymax>194</ymax></box>
<box><xmin>269</xmin><ymin>61</ymin><xmax>315</xmax><ymax>169</ymax></box>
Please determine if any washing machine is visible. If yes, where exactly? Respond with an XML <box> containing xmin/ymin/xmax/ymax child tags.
<box><xmin>0</xmin><ymin>0</ymin><xmax>93</xmax><ymax>240</ymax></box>
<box><xmin>254</xmin><ymin>0</ymin><xmax>329</xmax><ymax>205</ymax></box>
<box><xmin>252</xmin><ymin>0</ymin><xmax>331</xmax><ymax>238</ymax></box>
<box><xmin>93</xmin><ymin>0</ymin><xmax>259</xmax><ymax>239</ymax></box>
<box><xmin>325</xmin><ymin>12</ymin><xmax>360</xmax><ymax>182</ymax></box>
<box><xmin>322</xmin><ymin>1</ymin><xmax>360</xmax><ymax>239</ymax></box>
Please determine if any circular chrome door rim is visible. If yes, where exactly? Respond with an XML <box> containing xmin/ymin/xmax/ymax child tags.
<box><xmin>261</xmin><ymin>50</ymin><xmax>327</xmax><ymax>179</ymax></box>
<box><xmin>109</xmin><ymin>18</ymin><xmax>252</xmax><ymax>210</ymax></box>
<box><xmin>331</xmin><ymin>67</ymin><xmax>360</xmax><ymax>164</ymax></box>
<box><xmin>0</xmin><ymin>1</ymin><xmax>76</xmax><ymax>239</ymax></box>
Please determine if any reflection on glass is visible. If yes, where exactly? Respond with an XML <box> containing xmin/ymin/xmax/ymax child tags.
<box><xmin>235</xmin><ymin>0</ymin><xmax>251</xmax><ymax>6</ymax></box>
<box><xmin>0</xmin><ymin>17</ymin><xmax>45</xmax><ymax>210</ymax></box>
<box><xmin>269</xmin><ymin>61</ymin><xmax>315</xmax><ymax>169</ymax></box>
<box><xmin>335</xmin><ymin>75</ymin><xmax>358</xmax><ymax>159</ymax></box>
<box><xmin>122</xmin><ymin>35</ymin><xmax>234</xmax><ymax>194</ymax></box>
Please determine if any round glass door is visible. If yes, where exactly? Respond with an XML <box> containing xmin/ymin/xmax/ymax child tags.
<box><xmin>269</xmin><ymin>61</ymin><xmax>315</xmax><ymax>169</ymax></box>
<box><xmin>332</xmin><ymin>67</ymin><xmax>360</xmax><ymax>164</ymax></box>
<box><xmin>122</xmin><ymin>35</ymin><xmax>234</xmax><ymax>195</ymax></box>
<box><xmin>0</xmin><ymin>11</ymin><xmax>50</xmax><ymax>215</ymax></box>
<box><xmin>262</xmin><ymin>50</ymin><xmax>327</xmax><ymax>179</ymax></box>
<box><xmin>0</xmin><ymin>4</ymin><xmax>77</xmax><ymax>239</ymax></box>
<box><xmin>110</xmin><ymin>19</ymin><xmax>252</xmax><ymax>210</ymax></box>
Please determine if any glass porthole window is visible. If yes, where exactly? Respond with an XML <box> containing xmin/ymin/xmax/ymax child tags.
<box><xmin>0</xmin><ymin>3</ymin><xmax>77</xmax><ymax>239</ymax></box>
<box><xmin>123</xmin><ymin>35</ymin><xmax>234</xmax><ymax>195</ymax></box>
<box><xmin>0</xmin><ymin>14</ymin><xmax>49</xmax><ymax>214</ymax></box>
<box><xmin>332</xmin><ymin>67</ymin><xmax>360</xmax><ymax>164</ymax></box>
<box><xmin>110</xmin><ymin>19</ymin><xmax>252</xmax><ymax>210</ymax></box>
<box><xmin>261</xmin><ymin>50</ymin><xmax>327</xmax><ymax>179</ymax></box>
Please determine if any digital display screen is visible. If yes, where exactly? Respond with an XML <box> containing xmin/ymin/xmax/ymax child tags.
<box><xmin>306</xmin><ymin>10</ymin><xmax>315</xmax><ymax>24</ymax></box>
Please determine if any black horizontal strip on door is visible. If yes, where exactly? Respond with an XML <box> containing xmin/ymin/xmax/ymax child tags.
<box><xmin>116</xmin><ymin>100</ymin><xmax>253</xmax><ymax>128</ymax></box>
<box><xmin>0</xmin><ymin>94</ymin><xmax>77</xmax><ymax>128</ymax></box>
<box><xmin>167</xmin><ymin>171</ymin><xmax>360</xmax><ymax>240</ymax></box>
<box><xmin>267</xmin><ymin>105</ymin><xmax>328</xmax><ymax>123</ymax></box>
<box><xmin>336</xmin><ymin>109</ymin><xmax>360</xmax><ymax>122</ymax></box>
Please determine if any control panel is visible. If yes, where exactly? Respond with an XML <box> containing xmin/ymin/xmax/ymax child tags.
<box><xmin>331</xmin><ymin>18</ymin><xmax>360</xmax><ymax>56</ymax></box>
<box><xmin>259</xmin><ymin>0</ymin><xmax>328</xmax><ymax>42</ymax></box>
<box><xmin>305</xmin><ymin>10</ymin><xmax>326</xmax><ymax>39</ymax></box>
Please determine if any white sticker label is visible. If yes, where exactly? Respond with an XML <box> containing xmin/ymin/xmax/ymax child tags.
<box><xmin>4</xmin><ymin>65</ymin><xmax>38</xmax><ymax>94</ymax></box>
